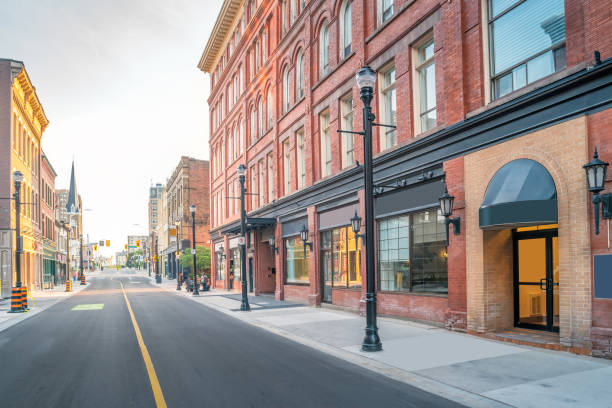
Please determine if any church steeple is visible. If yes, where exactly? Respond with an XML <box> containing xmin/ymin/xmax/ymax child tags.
<box><xmin>66</xmin><ymin>160</ymin><xmax>79</xmax><ymax>214</ymax></box>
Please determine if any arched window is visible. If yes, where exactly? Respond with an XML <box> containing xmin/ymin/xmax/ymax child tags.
<box><xmin>227</xmin><ymin>130</ymin><xmax>233</xmax><ymax>162</ymax></box>
<box><xmin>257</xmin><ymin>97</ymin><xmax>264</xmax><ymax>137</ymax></box>
<box><xmin>240</xmin><ymin>118</ymin><xmax>245</xmax><ymax>153</ymax></box>
<box><xmin>283</xmin><ymin>67</ymin><xmax>290</xmax><ymax>113</ymax></box>
<box><xmin>319</xmin><ymin>21</ymin><xmax>329</xmax><ymax>76</ymax></box>
<box><xmin>296</xmin><ymin>50</ymin><xmax>304</xmax><ymax>99</ymax></box>
<box><xmin>250</xmin><ymin>105</ymin><xmax>257</xmax><ymax>144</ymax></box>
<box><xmin>267</xmin><ymin>88</ymin><xmax>274</xmax><ymax>129</ymax></box>
<box><xmin>340</xmin><ymin>1</ymin><xmax>352</xmax><ymax>58</ymax></box>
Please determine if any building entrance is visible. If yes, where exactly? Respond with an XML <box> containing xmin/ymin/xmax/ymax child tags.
<box><xmin>514</xmin><ymin>226</ymin><xmax>559</xmax><ymax>332</ymax></box>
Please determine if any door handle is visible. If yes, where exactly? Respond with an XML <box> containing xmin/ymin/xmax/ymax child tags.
<box><xmin>540</xmin><ymin>278</ymin><xmax>547</xmax><ymax>290</ymax></box>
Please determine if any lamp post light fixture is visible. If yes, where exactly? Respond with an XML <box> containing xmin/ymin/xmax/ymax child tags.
<box><xmin>350</xmin><ymin>211</ymin><xmax>364</xmax><ymax>243</ymax></box>
<box><xmin>439</xmin><ymin>184</ymin><xmax>461</xmax><ymax>246</ymax></box>
<box><xmin>237</xmin><ymin>164</ymin><xmax>250</xmax><ymax>311</ymax></box>
<box><xmin>268</xmin><ymin>236</ymin><xmax>279</xmax><ymax>257</ymax></box>
<box><xmin>217</xmin><ymin>245</ymin><xmax>226</xmax><ymax>260</ymax></box>
<box><xmin>299</xmin><ymin>225</ymin><xmax>313</xmax><ymax>256</ymax></box>
<box><xmin>584</xmin><ymin>147</ymin><xmax>610</xmax><ymax>235</ymax></box>
<box><xmin>190</xmin><ymin>205</ymin><xmax>199</xmax><ymax>296</ymax></box>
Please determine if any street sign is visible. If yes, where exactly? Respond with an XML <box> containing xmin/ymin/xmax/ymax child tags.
<box><xmin>191</xmin><ymin>249</ymin><xmax>196</xmax><ymax>255</ymax></box>
<box><xmin>238</xmin><ymin>236</ymin><xmax>246</xmax><ymax>246</ymax></box>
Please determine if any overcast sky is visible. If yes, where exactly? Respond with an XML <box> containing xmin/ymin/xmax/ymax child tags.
<box><xmin>0</xmin><ymin>0</ymin><xmax>220</xmax><ymax>257</ymax></box>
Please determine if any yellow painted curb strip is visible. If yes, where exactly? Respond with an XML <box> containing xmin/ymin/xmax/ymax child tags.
<box><xmin>120</xmin><ymin>282</ymin><xmax>167</xmax><ymax>408</ymax></box>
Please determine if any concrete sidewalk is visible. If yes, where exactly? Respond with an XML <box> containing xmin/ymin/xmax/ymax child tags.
<box><xmin>145</xmin><ymin>272</ymin><xmax>612</xmax><ymax>408</ymax></box>
<box><xmin>0</xmin><ymin>275</ymin><xmax>90</xmax><ymax>333</ymax></box>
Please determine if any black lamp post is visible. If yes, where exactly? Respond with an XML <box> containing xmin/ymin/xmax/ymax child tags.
<box><xmin>13</xmin><ymin>171</ymin><xmax>24</xmax><ymax>290</ymax></box>
<box><xmin>584</xmin><ymin>147</ymin><xmax>609</xmax><ymax>235</ymax></box>
<box><xmin>237</xmin><ymin>164</ymin><xmax>250</xmax><ymax>311</ymax></box>
<box><xmin>155</xmin><ymin>234</ymin><xmax>161</xmax><ymax>284</ymax></box>
<box><xmin>439</xmin><ymin>184</ymin><xmax>461</xmax><ymax>246</ymax></box>
<box><xmin>176</xmin><ymin>220</ymin><xmax>182</xmax><ymax>290</ymax></box>
<box><xmin>350</xmin><ymin>211</ymin><xmax>364</xmax><ymax>244</ymax></box>
<box><xmin>216</xmin><ymin>245</ymin><xmax>226</xmax><ymax>289</ymax></box>
<box><xmin>61</xmin><ymin>221</ymin><xmax>70</xmax><ymax>285</ymax></box>
<box><xmin>356</xmin><ymin>66</ymin><xmax>382</xmax><ymax>352</ymax></box>
<box><xmin>190</xmin><ymin>205</ymin><xmax>199</xmax><ymax>296</ymax></box>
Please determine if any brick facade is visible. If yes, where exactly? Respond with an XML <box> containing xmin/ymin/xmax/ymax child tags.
<box><xmin>201</xmin><ymin>0</ymin><xmax>612</xmax><ymax>357</ymax></box>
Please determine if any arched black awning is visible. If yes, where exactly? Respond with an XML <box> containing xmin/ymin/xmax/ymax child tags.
<box><xmin>479</xmin><ymin>159</ymin><xmax>557</xmax><ymax>229</ymax></box>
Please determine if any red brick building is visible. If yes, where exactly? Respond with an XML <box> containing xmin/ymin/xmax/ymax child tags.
<box><xmin>199</xmin><ymin>0</ymin><xmax>612</xmax><ymax>357</ymax></box>
<box><xmin>40</xmin><ymin>152</ymin><xmax>57</xmax><ymax>288</ymax></box>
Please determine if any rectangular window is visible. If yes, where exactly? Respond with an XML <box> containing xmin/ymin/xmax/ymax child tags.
<box><xmin>258</xmin><ymin>159</ymin><xmax>266</xmax><ymax>205</ymax></box>
<box><xmin>381</xmin><ymin>0</ymin><xmax>393</xmax><ymax>23</ymax></box>
<box><xmin>283</xmin><ymin>139</ymin><xmax>291</xmax><ymax>195</ymax></box>
<box><xmin>414</xmin><ymin>37</ymin><xmax>437</xmax><ymax>133</ymax></box>
<box><xmin>341</xmin><ymin>95</ymin><xmax>354</xmax><ymax>168</ymax></box>
<box><xmin>320</xmin><ymin>226</ymin><xmax>361</xmax><ymax>289</ymax></box>
<box><xmin>267</xmin><ymin>153</ymin><xmax>274</xmax><ymax>203</ymax></box>
<box><xmin>296</xmin><ymin>128</ymin><xmax>306</xmax><ymax>189</ymax></box>
<box><xmin>379</xmin><ymin>65</ymin><xmax>397</xmax><ymax>150</ymax></box>
<box><xmin>250</xmin><ymin>166</ymin><xmax>257</xmax><ymax>208</ymax></box>
<box><xmin>488</xmin><ymin>0</ymin><xmax>566</xmax><ymax>99</ymax></box>
<box><xmin>320</xmin><ymin>111</ymin><xmax>331</xmax><ymax>177</ymax></box>
<box><xmin>285</xmin><ymin>237</ymin><xmax>310</xmax><ymax>284</ymax></box>
<box><xmin>290</xmin><ymin>0</ymin><xmax>296</xmax><ymax>23</ymax></box>
<box><xmin>215</xmin><ymin>252</ymin><xmax>225</xmax><ymax>280</ymax></box>
<box><xmin>231</xmin><ymin>248</ymin><xmax>241</xmax><ymax>281</ymax></box>
<box><xmin>377</xmin><ymin>209</ymin><xmax>447</xmax><ymax>294</ymax></box>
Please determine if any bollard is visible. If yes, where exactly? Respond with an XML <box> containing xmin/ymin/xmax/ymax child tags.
<box><xmin>80</xmin><ymin>274</ymin><xmax>86</xmax><ymax>285</ymax></box>
<box><xmin>65</xmin><ymin>279</ymin><xmax>72</xmax><ymax>292</ymax></box>
<box><xmin>8</xmin><ymin>287</ymin><xmax>23</xmax><ymax>313</ymax></box>
<box><xmin>21</xmin><ymin>287</ymin><xmax>28</xmax><ymax>310</ymax></box>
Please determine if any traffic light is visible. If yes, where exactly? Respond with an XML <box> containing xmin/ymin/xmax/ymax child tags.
<box><xmin>106</xmin><ymin>240</ymin><xmax>110</xmax><ymax>247</ymax></box>
<box><xmin>124</xmin><ymin>244</ymin><xmax>128</xmax><ymax>250</ymax></box>
<box><xmin>94</xmin><ymin>245</ymin><xmax>98</xmax><ymax>251</ymax></box>
<box><xmin>136</xmin><ymin>240</ymin><xmax>140</xmax><ymax>247</ymax></box>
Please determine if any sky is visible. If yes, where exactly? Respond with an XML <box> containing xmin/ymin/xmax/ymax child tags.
<box><xmin>0</xmin><ymin>0</ymin><xmax>221</xmax><ymax>258</ymax></box>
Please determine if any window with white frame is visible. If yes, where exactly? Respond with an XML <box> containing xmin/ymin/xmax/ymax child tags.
<box><xmin>379</xmin><ymin>0</ymin><xmax>393</xmax><ymax>24</ymax></box>
<box><xmin>240</xmin><ymin>118</ymin><xmax>245</xmax><ymax>153</ymax></box>
<box><xmin>250</xmin><ymin>105</ymin><xmax>257</xmax><ymax>144</ymax></box>
<box><xmin>290</xmin><ymin>0</ymin><xmax>296</xmax><ymax>24</ymax></box>
<box><xmin>233</xmin><ymin>125</ymin><xmax>239</xmax><ymax>160</ymax></box>
<box><xmin>227</xmin><ymin>130</ymin><xmax>233</xmax><ymax>162</ymax></box>
<box><xmin>283</xmin><ymin>139</ymin><xmax>291</xmax><ymax>195</ymax></box>
<box><xmin>258</xmin><ymin>159</ymin><xmax>266</xmax><ymax>205</ymax></box>
<box><xmin>341</xmin><ymin>94</ymin><xmax>354</xmax><ymax>168</ymax></box>
<box><xmin>414</xmin><ymin>37</ymin><xmax>436</xmax><ymax>133</ymax></box>
<box><xmin>297</xmin><ymin>128</ymin><xmax>306</xmax><ymax>188</ymax></box>
<box><xmin>234</xmin><ymin>179</ymin><xmax>239</xmax><ymax>214</ymax></box>
<box><xmin>283</xmin><ymin>67</ymin><xmax>290</xmax><ymax>113</ymax></box>
<box><xmin>281</xmin><ymin>0</ymin><xmax>287</xmax><ymax>33</ymax></box>
<box><xmin>267</xmin><ymin>152</ymin><xmax>274</xmax><ymax>202</ymax></box>
<box><xmin>267</xmin><ymin>88</ymin><xmax>274</xmax><ymax>129</ymax></box>
<box><xmin>320</xmin><ymin>111</ymin><xmax>331</xmax><ymax>177</ymax></box>
<box><xmin>250</xmin><ymin>166</ymin><xmax>257</xmax><ymax>208</ymax></box>
<box><xmin>257</xmin><ymin>98</ymin><xmax>264</xmax><ymax>137</ymax></box>
<box><xmin>255</xmin><ymin>39</ymin><xmax>260</xmax><ymax>71</ymax></box>
<box><xmin>379</xmin><ymin>64</ymin><xmax>397</xmax><ymax>150</ymax></box>
<box><xmin>296</xmin><ymin>50</ymin><xmax>304</xmax><ymax>99</ymax></box>
<box><xmin>488</xmin><ymin>0</ymin><xmax>566</xmax><ymax>99</ymax></box>
<box><xmin>262</xmin><ymin>28</ymin><xmax>267</xmax><ymax>60</ymax></box>
<box><xmin>319</xmin><ymin>22</ymin><xmax>329</xmax><ymax>77</ymax></box>
<box><xmin>340</xmin><ymin>1</ymin><xmax>352</xmax><ymax>58</ymax></box>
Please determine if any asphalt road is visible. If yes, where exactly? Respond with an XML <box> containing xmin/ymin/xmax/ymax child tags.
<box><xmin>0</xmin><ymin>269</ymin><xmax>464</xmax><ymax>408</ymax></box>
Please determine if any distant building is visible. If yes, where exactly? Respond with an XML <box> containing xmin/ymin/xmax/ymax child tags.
<box><xmin>41</xmin><ymin>152</ymin><xmax>57</xmax><ymax>288</ymax></box>
<box><xmin>127</xmin><ymin>235</ymin><xmax>148</xmax><ymax>253</ymax></box>
<box><xmin>0</xmin><ymin>59</ymin><xmax>49</xmax><ymax>295</ymax></box>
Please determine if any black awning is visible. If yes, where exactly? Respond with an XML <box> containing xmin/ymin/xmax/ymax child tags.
<box><xmin>479</xmin><ymin>159</ymin><xmax>558</xmax><ymax>229</ymax></box>
<box><xmin>220</xmin><ymin>217</ymin><xmax>276</xmax><ymax>235</ymax></box>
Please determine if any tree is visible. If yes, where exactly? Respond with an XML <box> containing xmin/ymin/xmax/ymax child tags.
<box><xmin>180</xmin><ymin>245</ymin><xmax>211</xmax><ymax>279</ymax></box>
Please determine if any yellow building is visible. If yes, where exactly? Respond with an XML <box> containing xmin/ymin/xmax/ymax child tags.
<box><xmin>0</xmin><ymin>59</ymin><xmax>49</xmax><ymax>295</ymax></box>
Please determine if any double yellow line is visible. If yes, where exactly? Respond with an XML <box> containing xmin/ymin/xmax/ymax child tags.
<box><xmin>120</xmin><ymin>282</ymin><xmax>167</xmax><ymax>408</ymax></box>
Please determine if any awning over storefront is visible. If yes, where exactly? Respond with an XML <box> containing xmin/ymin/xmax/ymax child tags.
<box><xmin>221</xmin><ymin>217</ymin><xmax>276</xmax><ymax>235</ymax></box>
<box><xmin>479</xmin><ymin>159</ymin><xmax>557</xmax><ymax>229</ymax></box>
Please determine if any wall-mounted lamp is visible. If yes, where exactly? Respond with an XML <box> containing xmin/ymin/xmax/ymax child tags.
<box><xmin>350</xmin><ymin>211</ymin><xmax>364</xmax><ymax>245</ymax></box>
<box><xmin>268</xmin><ymin>236</ymin><xmax>279</xmax><ymax>256</ymax></box>
<box><xmin>439</xmin><ymin>183</ymin><xmax>460</xmax><ymax>246</ymax></box>
<box><xmin>300</xmin><ymin>225</ymin><xmax>312</xmax><ymax>256</ymax></box>
<box><xmin>584</xmin><ymin>147</ymin><xmax>610</xmax><ymax>235</ymax></box>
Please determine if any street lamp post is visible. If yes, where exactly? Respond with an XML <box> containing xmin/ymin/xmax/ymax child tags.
<box><xmin>176</xmin><ymin>220</ymin><xmax>181</xmax><ymax>290</ymax></box>
<box><xmin>190</xmin><ymin>205</ymin><xmax>199</xmax><ymax>296</ymax></box>
<box><xmin>155</xmin><ymin>235</ymin><xmax>161</xmax><ymax>284</ymax></box>
<box><xmin>237</xmin><ymin>164</ymin><xmax>250</xmax><ymax>311</ymax></box>
<box><xmin>61</xmin><ymin>221</ymin><xmax>71</xmax><ymax>287</ymax></box>
<box><xmin>12</xmin><ymin>172</ymin><xmax>24</xmax><ymax>311</ymax></box>
<box><xmin>79</xmin><ymin>234</ymin><xmax>85</xmax><ymax>285</ymax></box>
<box><xmin>356</xmin><ymin>66</ymin><xmax>382</xmax><ymax>351</ymax></box>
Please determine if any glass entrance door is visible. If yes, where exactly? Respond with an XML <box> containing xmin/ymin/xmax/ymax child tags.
<box><xmin>514</xmin><ymin>229</ymin><xmax>559</xmax><ymax>332</ymax></box>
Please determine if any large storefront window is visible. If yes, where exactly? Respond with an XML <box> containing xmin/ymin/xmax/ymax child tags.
<box><xmin>215</xmin><ymin>252</ymin><xmax>225</xmax><ymax>280</ymax></box>
<box><xmin>284</xmin><ymin>237</ymin><xmax>309</xmax><ymax>284</ymax></box>
<box><xmin>231</xmin><ymin>248</ymin><xmax>241</xmax><ymax>281</ymax></box>
<box><xmin>378</xmin><ymin>209</ymin><xmax>447</xmax><ymax>294</ymax></box>
<box><xmin>321</xmin><ymin>226</ymin><xmax>361</xmax><ymax>289</ymax></box>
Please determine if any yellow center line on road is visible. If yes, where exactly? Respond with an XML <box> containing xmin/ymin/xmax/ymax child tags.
<box><xmin>120</xmin><ymin>281</ymin><xmax>167</xmax><ymax>408</ymax></box>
